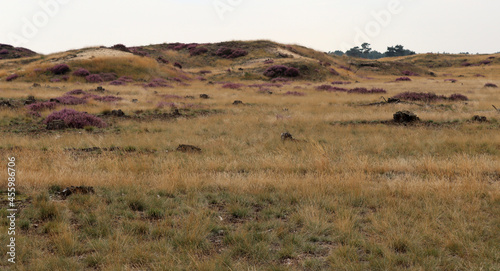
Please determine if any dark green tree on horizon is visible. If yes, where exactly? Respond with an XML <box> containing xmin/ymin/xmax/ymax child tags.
<box><xmin>330</xmin><ymin>44</ymin><xmax>415</xmax><ymax>59</ymax></box>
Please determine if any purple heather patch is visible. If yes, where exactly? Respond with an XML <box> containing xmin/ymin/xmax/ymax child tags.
<box><xmin>26</xmin><ymin>101</ymin><xmax>57</xmax><ymax>111</ymax></box>
<box><xmin>395</xmin><ymin>77</ymin><xmax>412</xmax><ymax>82</ymax></box>
<box><xmin>6</xmin><ymin>74</ymin><xmax>19</xmax><ymax>81</ymax></box>
<box><xmin>44</xmin><ymin>108</ymin><xmax>107</xmax><ymax>129</ymax></box>
<box><xmin>86</xmin><ymin>74</ymin><xmax>104</xmax><ymax>83</ymax></box>
<box><xmin>49</xmin><ymin>64</ymin><xmax>70</xmax><ymax>75</ymax></box>
<box><xmin>73</xmin><ymin>68</ymin><xmax>90</xmax><ymax>77</ymax></box>
<box><xmin>222</xmin><ymin>83</ymin><xmax>246</xmax><ymax>89</ymax></box>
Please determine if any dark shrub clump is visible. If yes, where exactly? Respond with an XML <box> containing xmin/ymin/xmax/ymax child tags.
<box><xmin>284</xmin><ymin>67</ymin><xmax>300</xmax><ymax>77</ymax></box>
<box><xmin>66</xmin><ymin>89</ymin><xmax>86</xmax><ymax>95</ymax></box>
<box><xmin>284</xmin><ymin>91</ymin><xmax>305</xmax><ymax>96</ymax></box>
<box><xmin>6</xmin><ymin>74</ymin><xmax>19</xmax><ymax>82</ymax></box>
<box><xmin>402</xmin><ymin>70</ymin><xmax>419</xmax><ymax>76</ymax></box>
<box><xmin>49</xmin><ymin>64</ymin><xmax>70</xmax><ymax>75</ymax></box>
<box><xmin>264</xmin><ymin>65</ymin><xmax>301</xmax><ymax>78</ymax></box>
<box><xmin>316</xmin><ymin>85</ymin><xmax>347</xmax><ymax>92</ymax></box>
<box><xmin>392</xmin><ymin>92</ymin><xmax>468</xmax><ymax>102</ymax></box>
<box><xmin>395</xmin><ymin>77</ymin><xmax>412</xmax><ymax>82</ymax></box>
<box><xmin>222</xmin><ymin>83</ymin><xmax>246</xmax><ymax>89</ymax></box>
<box><xmin>215</xmin><ymin>47</ymin><xmax>248</xmax><ymax>59</ymax></box>
<box><xmin>72</xmin><ymin>68</ymin><xmax>90</xmax><ymax>77</ymax></box>
<box><xmin>110</xmin><ymin>44</ymin><xmax>130</xmax><ymax>53</ymax></box>
<box><xmin>348</xmin><ymin>88</ymin><xmax>387</xmax><ymax>94</ymax></box>
<box><xmin>44</xmin><ymin>109</ymin><xmax>107</xmax><ymax>129</ymax></box>
<box><xmin>190</xmin><ymin>47</ymin><xmax>208</xmax><ymax>56</ymax></box>
<box><xmin>86</xmin><ymin>74</ymin><xmax>104</xmax><ymax>83</ymax></box>
<box><xmin>484</xmin><ymin>83</ymin><xmax>498</xmax><ymax>88</ymax></box>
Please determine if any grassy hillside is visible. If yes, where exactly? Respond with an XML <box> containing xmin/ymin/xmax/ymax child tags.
<box><xmin>0</xmin><ymin>40</ymin><xmax>499</xmax><ymax>270</ymax></box>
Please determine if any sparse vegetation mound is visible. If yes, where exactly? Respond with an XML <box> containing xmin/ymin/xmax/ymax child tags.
<box><xmin>44</xmin><ymin>109</ymin><xmax>107</xmax><ymax>129</ymax></box>
<box><xmin>72</xmin><ymin>68</ymin><xmax>90</xmax><ymax>77</ymax></box>
<box><xmin>395</xmin><ymin>76</ymin><xmax>412</xmax><ymax>82</ymax></box>
<box><xmin>51</xmin><ymin>95</ymin><xmax>88</xmax><ymax>105</ymax></box>
<box><xmin>26</xmin><ymin>102</ymin><xmax>57</xmax><ymax>112</ymax></box>
<box><xmin>86</xmin><ymin>74</ymin><xmax>104</xmax><ymax>83</ymax></box>
<box><xmin>392</xmin><ymin>92</ymin><xmax>468</xmax><ymax>102</ymax></box>
<box><xmin>49</xmin><ymin>64</ymin><xmax>70</xmax><ymax>75</ymax></box>
<box><xmin>6</xmin><ymin>74</ymin><xmax>19</xmax><ymax>82</ymax></box>
<box><xmin>264</xmin><ymin>65</ymin><xmax>301</xmax><ymax>78</ymax></box>
<box><xmin>215</xmin><ymin>47</ymin><xmax>248</xmax><ymax>59</ymax></box>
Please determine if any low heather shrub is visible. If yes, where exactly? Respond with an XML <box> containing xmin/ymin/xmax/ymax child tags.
<box><xmin>485</xmin><ymin>83</ymin><xmax>498</xmax><ymax>88</ymax></box>
<box><xmin>264</xmin><ymin>59</ymin><xmax>274</xmax><ymax>64</ymax></box>
<box><xmin>6</xmin><ymin>74</ymin><xmax>19</xmax><ymax>81</ymax></box>
<box><xmin>26</xmin><ymin>101</ymin><xmax>57</xmax><ymax>111</ymax></box>
<box><xmin>222</xmin><ymin>83</ymin><xmax>245</xmax><ymax>89</ymax></box>
<box><xmin>461</xmin><ymin>62</ymin><xmax>471</xmax><ymax>67</ymax></box>
<box><xmin>186</xmin><ymin>44</ymin><xmax>198</xmax><ymax>50</ymax></box>
<box><xmin>264</xmin><ymin>65</ymin><xmax>288</xmax><ymax>78</ymax></box>
<box><xmin>86</xmin><ymin>74</ymin><xmax>104</xmax><ymax>83</ymax></box>
<box><xmin>169</xmin><ymin>43</ymin><xmax>189</xmax><ymax>51</ymax></box>
<box><xmin>91</xmin><ymin>95</ymin><xmax>123</xmax><ymax>102</ymax></box>
<box><xmin>348</xmin><ymin>88</ymin><xmax>387</xmax><ymax>94</ymax></box>
<box><xmin>72</xmin><ymin>68</ymin><xmax>90</xmax><ymax>77</ymax></box>
<box><xmin>264</xmin><ymin>65</ymin><xmax>300</xmax><ymax>78</ymax></box>
<box><xmin>316</xmin><ymin>85</ymin><xmax>347</xmax><ymax>92</ymax></box>
<box><xmin>110</xmin><ymin>44</ymin><xmax>130</xmax><ymax>52</ymax></box>
<box><xmin>174</xmin><ymin>62</ymin><xmax>182</xmax><ymax>69</ymax></box>
<box><xmin>395</xmin><ymin>77</ymin><xmax>412</xmax><ymax>82</ymax></box>
<box><xmin>215</xmin><ymin>47</ymin><xmax>248</xmax><ymax>59</ymax></box>
<box><xmin>44</xmin><ymin>109</ymin><xmax>107</xmax><ymax>129</ymax></box>
<box><xmin>392</xmin><ymin>92</ymin><xmax>468</xmax><ymax>102</ymax></box>
<box><xmin>144</xmin><ymin>78</ymin><xmax>173</xmax><ymax>88</ymax></box>
<box><xmin>99</xmin><ymin>73</ymin><xmax>118</xmax><ymax>82</ymax></box>
<box><xmin>109</xmin><ymin>80</ymin><xmax>126</xmax><ymax>86</ymax></box>
<box><xmin>329</xmin><ymin>68</ymin><xmax>340</xmax><ymax>76</ymax></box>
<box><xmin>331</xmin><ymin>81</ymin><xmax>351</xmax><ymax>85</ymax></box>
<box><xmin>199</xmin><ymin>70</ymin><xmax>211</xmax><ymax>75</ymax></box>
<box><xmin>189</xmin><ymin>47</ymin><xmax>208</xmax><ymax>56</ymax></box>
<box><xmin>339</xmin><ymin>65</ymin><xmax>351</xmax><ymax>71</ymax></box>
<box><xmin>449</xmin><ymin>94</ymin><xmax>469</xmax><ymax>101</ymax></box>
<box><xmin>402</xmin><ymin>70</ymin><xmax>419</xmax><ymax>76</ymax></box>
<box><xmin>248</xmin><ymin>83</ymin><xmax>282</xmax><ymax>88</ymax></box>
<box><xmin>284</xmin><ymin>91</ymin><xmax>305</xmax><ymax>96</ymax></box>
<box><xmin>480</xmin><ymin>60</ymin><xmax>492</xmax><ymax>65</ymax></box>
<box><xmin>65</xmin><ymin>89</ymin><xmax>86</xmax><ymax>95</ymax></box>
<box><xmin>49</xmin><ymin>64</ymin><xmax>70</xmax><ymax>75</ymax></box>
<box><xmin>444</xmin><ymin>79</ymin><xmax>457</xmax><ymax>83</ymax></box>
<box><xmin>284</xmin><ymin>67</ymin><xmax>300</xmax><ymax>77</ymax></box>
<box><xmin>0</xmin><ymin>49</ymin><xmax>9</xmax><ymax>55</ymax></box>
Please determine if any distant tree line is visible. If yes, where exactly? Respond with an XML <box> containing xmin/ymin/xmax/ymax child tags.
<box><xmin>330</xmin><ymin>43</ymin><xmax>415</xmax><ymax>59</ymax></box>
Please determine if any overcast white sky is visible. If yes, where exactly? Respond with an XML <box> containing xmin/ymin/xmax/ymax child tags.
<box><xmin>1</xmin><ymin>0</ymin><xmax>499</xmax><ymax>55</ymax></box>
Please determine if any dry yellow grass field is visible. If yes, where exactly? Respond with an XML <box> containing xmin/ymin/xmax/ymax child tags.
<box><xmin>0</xmin><ymin>42</ymin><xmax>499</xmax><ymax>270</ymax></box>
